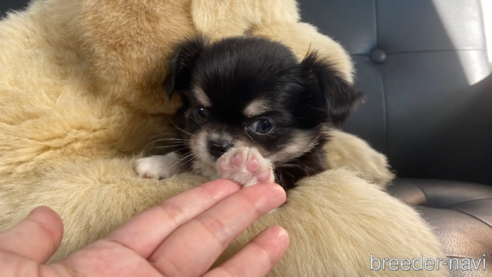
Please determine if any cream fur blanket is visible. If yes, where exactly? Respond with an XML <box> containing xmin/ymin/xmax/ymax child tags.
<box><xmin>0</xmin><ymin>0</ymin><xmax>447</xmax><ymax>276</ymax></box>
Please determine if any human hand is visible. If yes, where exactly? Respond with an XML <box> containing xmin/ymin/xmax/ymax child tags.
<box><xmin>0</xmin><ymin>180</ymin><xmax>289</xmax><ymax>277</ymax></box>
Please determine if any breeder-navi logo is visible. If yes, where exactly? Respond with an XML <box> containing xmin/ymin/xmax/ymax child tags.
<box><xmin>370</xmin><ymin>254</ymin><xmax>487</xmax><ymax>271</ymax></box>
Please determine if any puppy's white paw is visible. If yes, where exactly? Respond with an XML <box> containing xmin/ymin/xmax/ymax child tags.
<box><xmin>216</xmin><ymin>147</ymin><xmax>274</xmax><ymax>187</ymax></box>
<box><xmin>135</xmin><ymin>152</ymin><xmax>179</xmax><ymax>179</ymax></box>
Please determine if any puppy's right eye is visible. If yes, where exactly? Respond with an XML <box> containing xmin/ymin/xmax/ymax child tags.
<box><xmin>248</xmin><ymin>119</ymin><xmax>274</xmax><ymax>135</ymax></box>
<box><xmin>195</xmin><ymin>107</ymin><xmax>208</xmax><ymax>120</ymax></box>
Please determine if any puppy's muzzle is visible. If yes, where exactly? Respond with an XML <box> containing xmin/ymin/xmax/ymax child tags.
<box><xmin>208</xmin><ymin>140</ymin><xmax>232</xmax><ymax>159</ymax></box>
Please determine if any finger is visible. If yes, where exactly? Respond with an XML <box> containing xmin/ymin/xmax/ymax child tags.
<box><xmin>0</xmin><ymin>206</ymin><xmax>63</xmax><ymax>263</ymax></box>
<box><xmin>204</xmin><ymin>225</ymin><xmax>290</xmax><ymax>277</ymax></box>
<box><xmin>0</xmin><ymin>251</ymin><xmax>40</xmax><ymax>276</ymax></box>
<box><xmin>148</xmin><ymin>183</ymin><xmax>286</xmax><ymax>277</ymax></box>
<box><xmin>105</xmin><ymin>179</ymin><xmax>241</xmax><ymax>258</ymax></box>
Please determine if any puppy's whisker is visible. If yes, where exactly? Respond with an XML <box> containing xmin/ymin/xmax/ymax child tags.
<box><xmin>191</xmin><ymin>116</ymin><xmax>206</xmax><ymax>129</ymax></box>
<box><xmin>285</xmin><ymin>171</ymin><xmax>295</xmax><ymax>179</ymax></box>
<box><xmin>146</xmin><ymin>145</ymin><xmax>188</xmax><ymax>152</ymax></box>
<box><xmin>147</xmin><ymin>144</ymin><xmax>186</xmax><ymax>149</ymax></box>
<box><xmin>152</xmin><ymin>138</ymin><xmax>189</xmax><ymax>141</ymax></box>
<box><xmin>142</xmin><ymin>141</ymin><xmax>187</xmax><ymax>153</ymax></box>
<box><xmin>142</xmin><ymin>138</ymin><xmax>189</xmax><ymax>151</ymax></box>
<box><xmin>165</xmin><ymin>117</ymin><xmax>195</xmax><ymax>137</ymax></box>
<box><xmin>169</xmin><ymin>153</ymin><xmax>195</xmax><ymax>171</ymax></box>
<box><xmin>179</xmin><ymin>155</ymin><xmax>197</xmax><ymax>167</ymax></box>
<box><xmin>171</xmin><ymin>156</ymin><xmax>196</xmax><ymax>173</ymax></box>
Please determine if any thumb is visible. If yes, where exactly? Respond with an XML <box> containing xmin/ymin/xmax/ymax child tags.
<box><xmin>0</xmin><ymin>206</ymin><xmax>64</xmax><ymax>263</ymax></box>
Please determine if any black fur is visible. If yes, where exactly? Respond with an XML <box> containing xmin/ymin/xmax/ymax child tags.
<box><xmin>164</xmin><ymin>36</ymin><xmax>364</xmax><ymax>191</ymax></box>
<box><xmin>164</xmin><ymin>37</ymin><xmax>208</xmax><ymax>99</ymax></box>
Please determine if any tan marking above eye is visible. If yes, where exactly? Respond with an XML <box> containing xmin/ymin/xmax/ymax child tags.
<box><xmin>243</xmin><ymin>99</ymin><xmax>272</xmax><ymax>118</ymax></box>
<box><xmin>193</xmin><ymin>87</ymin><xmax>211</xmax><ymax>108</ymax></box>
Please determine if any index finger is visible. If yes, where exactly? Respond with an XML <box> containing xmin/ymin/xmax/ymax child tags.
<box><xmin>148</xmin><ymin>182</ymin><xmax>286</xmax><ymax>277</ymax></box>
<box><xmin>105</xmin><ymin>179</ymin><xmax>241</xmax><ymax>258</ymax></box>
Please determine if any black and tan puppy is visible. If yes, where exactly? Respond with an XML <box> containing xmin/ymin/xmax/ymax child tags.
<box><xmin>136</xmin><ymin>36</ymin><xmax>363</xmax><ymax>190</ymax></box>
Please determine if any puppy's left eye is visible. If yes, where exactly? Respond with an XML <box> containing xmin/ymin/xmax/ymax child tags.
<box><xmin>248</xmin><ymin>119</ymin><xmax>273</xmax><ymax>134</ymax></box>
<box><xmin>195</xmin><ymin>107</ymin><xmax>208</xmax><ymax>120</ymax></box>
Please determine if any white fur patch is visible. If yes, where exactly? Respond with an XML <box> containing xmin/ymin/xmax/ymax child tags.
<box><xmin>135</xmin><ymin>153</ymin><xmax>181</xmax><ymax>179</ymax></box>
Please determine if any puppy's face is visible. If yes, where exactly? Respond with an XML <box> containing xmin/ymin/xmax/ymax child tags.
<box><xmin>165</xmin><ymin>37</ymin><xmax>363</xmax><ymax>172</ymax></box>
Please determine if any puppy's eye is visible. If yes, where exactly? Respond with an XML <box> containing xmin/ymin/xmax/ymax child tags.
<box><xmin>248</xmin><ymin>119</ymin><xmax>273</xmax><ymax>134</ymax></box>
<box><xmin>195</xmin><ymin>107</ymin><xmax>208</xmax><ymax>120</ymax></box>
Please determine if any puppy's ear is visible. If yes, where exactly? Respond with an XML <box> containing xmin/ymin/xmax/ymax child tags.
<box><xmin>164</xmin><ymin>37</ymin><xmax>208</xmax><ymax>99</ymax></box>
<box><xmin>301</xmin><ymin>52</ymin><xmax>365</xmax><ymax>127</ymax></box>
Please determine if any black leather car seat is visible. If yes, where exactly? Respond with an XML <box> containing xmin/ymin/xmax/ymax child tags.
<box><xmin>298</xmin><ymin>1</ymin><xmax>492</xmax><ymax>276</ymax></box>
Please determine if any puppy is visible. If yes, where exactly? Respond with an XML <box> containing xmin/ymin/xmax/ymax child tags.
<box><xmin>136</xmin><ymin>36</ymin><xmax>363</xmax><ymax>190</ymax></box>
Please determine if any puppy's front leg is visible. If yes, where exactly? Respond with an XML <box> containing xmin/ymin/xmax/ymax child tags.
<box><xmin>135</xmin><ymin>152</ymin><xmax>183</xmax><ymax>179</ymax></box>
<box><xmin>216</xmin><ymin>147</ymin><xmax>275</xmax><ymax>187</ymax></box>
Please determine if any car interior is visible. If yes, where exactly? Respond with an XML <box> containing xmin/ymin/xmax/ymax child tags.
<box><xmin>298</xmin><ymin>2</ymin><xmax>492</xmax><ymax>276</ymax></box>
<box><xmin>2</xmin><ymin>1</ymin><xmax>491</xmax><ymax>276</ymax></box>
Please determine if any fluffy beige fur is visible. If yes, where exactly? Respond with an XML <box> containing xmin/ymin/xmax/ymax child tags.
<box><xmin>324</xmin><ymin>131</ymin><xmax>395</xmax><ymax>186</ymax></box>
<box><xmin>0</xmin><ymin>0</ymin><xmax>447</xmax><ymax>275</ymax></box>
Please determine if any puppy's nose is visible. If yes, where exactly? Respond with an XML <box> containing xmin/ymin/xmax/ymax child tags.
<box><xmin>208</xmin><ymin>140</ymin><xmax>232</xmax><ymax>158</ymax></box>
